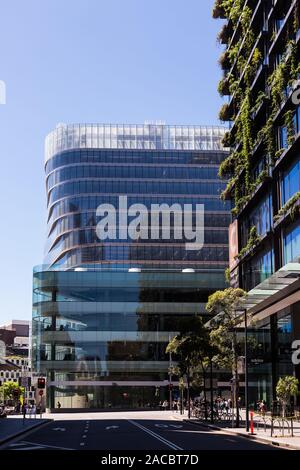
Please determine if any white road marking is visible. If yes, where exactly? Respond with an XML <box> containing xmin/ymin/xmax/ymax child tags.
<box><xmin>10</xmin><ymin>441</ymin><xmax>75</xmax><ymax>451</ymax></box>
<box><xmin>127</xmin><ymin>420</ymin><xmax>183</xmax><ymax>451</ymax></box>
<box><xmin>105</xmin><ymin>425</ymin><xmax>119</xmax><ymax>430</ymax></box>
<box><xmin>15</xmin><ymin>446</ymin><xmax>47</xmax><ymax>451</ymax></box>
<box><xmin>155</xmin><ymin>424</ymin><xmax>183</xmax><ymax>429</ymax></box>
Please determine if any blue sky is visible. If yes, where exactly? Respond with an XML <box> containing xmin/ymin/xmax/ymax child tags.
<box><xmin>0</xmin><ymin>0</ymin><xmax>224</xmax><ymax>324</ymax></box>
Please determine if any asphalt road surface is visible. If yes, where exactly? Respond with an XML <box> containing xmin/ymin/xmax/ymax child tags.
<box><xmin>0</xmin><ymin>411</ymin><xmax>280</xmax><ymax>451</ymax></box>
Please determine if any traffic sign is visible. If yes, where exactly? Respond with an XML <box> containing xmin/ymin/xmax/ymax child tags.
<box><xmin>21</xmin><ymin>377</ymin><xmax>30</xmax><ymax>388</ymax></box>
<box><xmin>37</xmin><ymin>377</ymin><xmax>46</xmax><ymax>389</ymax></box>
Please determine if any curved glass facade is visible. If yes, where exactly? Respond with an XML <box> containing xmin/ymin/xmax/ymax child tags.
<box><xmin>45</xmin><ymin>140</ymin><xmax>230</xmax><ymax>269</ymax></box>
<box><xmin>33</xmin><ymin>123</ymin><xmax>230</xmax><ymax>409</ymax></box>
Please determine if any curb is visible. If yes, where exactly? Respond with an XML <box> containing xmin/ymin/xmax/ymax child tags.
<box><xmin>184</xmin><ymin>419</ymin><xmax>300</xmax><ymax>450</ymax></box>
<box><xmin>0</xmin><ymin>419</ymin><xmax>53</xmax><ymax>446</ymax></box>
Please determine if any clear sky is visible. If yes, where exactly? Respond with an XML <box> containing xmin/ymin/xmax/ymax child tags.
<box><xmin>0</xmin><ymin>0</ymin><xmax>225</xmax><ymax>324</ymax></box>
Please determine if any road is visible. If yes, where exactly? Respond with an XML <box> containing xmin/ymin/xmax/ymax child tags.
<box><xmin>0</xmin><ymin>411</ymin><xmax>280</xmax><ymax>451</ymax></box>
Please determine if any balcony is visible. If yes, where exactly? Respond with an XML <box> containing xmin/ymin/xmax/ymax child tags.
<box><xmin>268</xmin><ymin>0</ymin><xmax>298</xmax><ymax>56</ymax></box>
<box><xmin>235</xmin><ymin>173</ymin><xmax>272</xmax><ymax>219</ymax></box>
<box><xmin>273</xmin><ymin>194</ymin><xmax>300</xmax><ymax>229</ymax></box>
<box><xmin>274</xmin><ymin>132</ymin><xmax>300</xmax><ymax>170</ymax></box>
<box><xmin>234</xmin><ymin>230</ymin><xmax>271</xmax><ymax>266</ymax></box>
<box><xmin>228</xmin><ymin>32</ymin><xmax>265</xmax><ymax>112</ymax></box>
<box><xmin>227</xmin><ymin>0</ymin><xmax>263</xmax><ymax>55</ymax></box>
<box><xmin>272</xmin><ymin>80</ymin><xmax>300</xmax><ymax>125</ymax></box>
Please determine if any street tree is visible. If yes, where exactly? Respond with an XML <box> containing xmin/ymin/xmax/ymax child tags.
<box><xmin>0</xmin><ymin>381</ymin><xmax>24</xmax><ymax>402</ymax></box>
<box><xmin>166</xmin><ymin>316</ymin><xmax>216</xmax><ymax>419</ymax></box>
<box><xmin>276</xmin><ymin>376</ymin><xmax>299</xmax><ymax>417</ymax></box>
<box><xmin>206</xmin><ymin>287</ymin><xmax>247</xmax><ymax>428</ymax></box>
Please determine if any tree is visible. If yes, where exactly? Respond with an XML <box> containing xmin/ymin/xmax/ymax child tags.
<box><xmin>169</xmin><ymin>365</ymin><xmax>185</xmax><ymax>415</ymax></box>
<box><xmin>206</xmin><ymin>288</ymin><xmax>247</xmax><ymax>427</ymax></box>
<box><xmin>276</xmin><ymin>376</ymin><xmax>299</xmax><ymax>417</ymax></box>
<box><xmin>0</xmin><ymin>381</ymin><xmax>24</xmax><ymax>401</ymax></box>
<box><xmin>166</xmin><ymin>316</ymin><xmax>215</xmax><ymax>419</ymax></box>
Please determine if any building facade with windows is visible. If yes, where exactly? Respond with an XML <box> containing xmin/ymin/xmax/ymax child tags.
<box><xmin>214</xmin><ymin>0</ymin><xmax>300</xmax><ymax>407</ymax></box>
<box><xmin>32</xmin><ymin>122</ymin><xmax>230</xmax><ymax>409</ymax></box>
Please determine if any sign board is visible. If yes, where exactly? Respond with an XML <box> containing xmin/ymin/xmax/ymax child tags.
<box><xmin>21</xmin><ymin>377</ymin><xmax>29</xmax><ymax>388</ymax></box>
<box><xmin>229</xmin><ymin>220</ymin><xmax>239</xmax><ymax>271</ymax></box>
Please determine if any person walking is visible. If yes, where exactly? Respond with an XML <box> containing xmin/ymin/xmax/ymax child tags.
<box><xmin>57</xmin><ymin>401</ymin><xmax>61</xmax><ymax>409</ymax></box>
<box><xmin>31</xmin><ymin>404</ymin><xmax>36</xmax><ymax>418</ymax></box>
<box><xmin>22</xmin><ymin>403</ymin><xmax>27</xmax><ymax>422</ymax></box>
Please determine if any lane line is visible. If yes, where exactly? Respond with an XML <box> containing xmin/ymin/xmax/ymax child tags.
<box><xmin>15</xmin><ymin>446</ymin><xmax>46</xmax><ymax>451</ymax></box>
<box><xmin>15</xmin><ymin>441</ymin><xmax>75</xmax><ymax>451</ymax></box>
<box><xmin>127</xmin><ymin>420</ymin><xmax>183</xmax><ymax>451</ymax></box>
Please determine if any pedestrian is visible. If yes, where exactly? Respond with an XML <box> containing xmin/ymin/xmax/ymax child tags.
<box><xmin>57</xmin><ymin>401</ymin><xmax>61</xmax><ymax>409</ymax></box>
<box><xmin>260</xmin><ymin>400</ymin><xmax>267</xmax><ymax>416</ymax></box>
<box><xmin>31</xmin><ymin>404</ymin><xmax>36</xmax><ymax>418</ymax></box>
<box><xmin>22</xmin><ymin>403</ymin><xmax>27</xmax><ymax>421</ymax></box>
<box><xmin>162</xmin><ymin>400</ymin><xmax>168</xmax><ymax>411</ymax></box>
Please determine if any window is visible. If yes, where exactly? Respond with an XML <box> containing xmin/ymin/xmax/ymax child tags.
<box><xmin>279</xmin><ymin>125</ymin><xmax>288</xmax><ymax>150</ymax></box>
<box><xmin>281</xmin><ymin>157</ymin><xmax>300</xmax><ymax>206</ymax></box>
<box><xmin>242</xmin><ymin>247</ymin><xmax>274</xmax><ymax>290</ymax></box>
<box><xmin>240</xmin><ymin>192</ymin><xmax>272</xmax><ymax>247</ymax></box>
<box><xmin>296</xmin><ymin>106</ymin><xmax>300</xmax><ymax>134</ymax></box>
<box><xmin>283</xmin><ymin>220</ymin><xmax>300</xmax><ymax>264</ymax></box>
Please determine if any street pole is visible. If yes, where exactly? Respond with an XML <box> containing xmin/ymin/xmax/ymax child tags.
<box><xmin>169</xmin><ymin>376</ymin><xmax>173</xmax><ymax>411</ymax></box>
<box><xmin>210</xmin><ymin>359</ymin><xmax>214</xmax><ymax>424</ymax></box>
<box><xmin>168</xmin><ymin>337</ymin><xmax>173</xmax><ymax>411</ymax></box>
<box><xmin>244</xmin><ymin>308</ymin><xmax>249</xmax><ymax>432</ymax></box>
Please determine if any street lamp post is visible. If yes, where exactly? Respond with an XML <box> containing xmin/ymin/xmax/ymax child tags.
<box><xmin>235</xmin><ymin>308</ymin><xmax>249</xmax><ymax>432</ymax></box>
<box><xmin>168</xmin><ymin>334</ymin><xmax>173</xmax><ymax>411</ymax></box>
<box><xmin>210</xmin><ymin>358</ymin><xmax>214</xmax><ymax>424</ymax></box>
<box><xmin>244</xmin><ymin>308</ymin><xmax>249</xmax><ymax>432</ymax></box>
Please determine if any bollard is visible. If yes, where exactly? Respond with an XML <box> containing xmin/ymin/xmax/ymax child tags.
<box><xmin>250</xmin><ymin>411</ymin><xmax>254</xmax><ymax>434</ymax></box>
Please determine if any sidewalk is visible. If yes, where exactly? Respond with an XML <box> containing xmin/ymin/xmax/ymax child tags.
<box><xmin>186</xmin><ymin>412</ymin><xmax>300</xmax><ymax>450</ymax></box>
<box><xmin>0</xmin><ymin>416</ymin><xmax>51</xmax><ymax>445</ymax></box>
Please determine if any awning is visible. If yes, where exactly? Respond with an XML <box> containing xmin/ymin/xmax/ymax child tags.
<box><xmin>244</xmin><ymin>259</ymin><xmax>300</xmax><ymax>315</ymax></box>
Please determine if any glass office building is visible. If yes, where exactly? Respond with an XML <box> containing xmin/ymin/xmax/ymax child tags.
<box><xmin>33</xmin><ymin>123</ymin><xmax>230</xmax><ymax>409</ymax></box>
